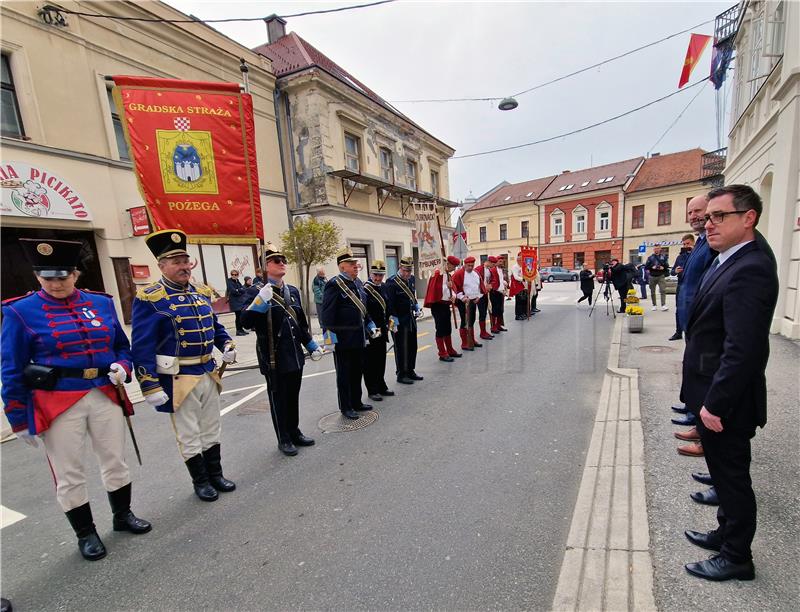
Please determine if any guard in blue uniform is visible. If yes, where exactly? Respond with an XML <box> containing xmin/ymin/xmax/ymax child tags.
<box><xmin>241</xmin><ymin>243</ymin><xmax>323</xmax><ymax>456</ymax></box>
<box><xmin>1</xmin><ymin>239</ymin><xmax>150</xmax><ymax>561</ymax></box>
<box><xmin>385</xmin><ymin>256</ymin><xmax>423</xmax><ymax>384</ymax></box>
<box><xmin>363</xmin><ymin>260</ymin><xmax>395</xmax><ymax>402</ymax></box>
<box><xmin>131</xmin><ymin>230</ymin><xmax>237</xmax><ymax>502</ymax></box>
<box><xmin>319</xmin><ymin>248</ymin><xmax>380</xmax><ymax>419</ymax></box>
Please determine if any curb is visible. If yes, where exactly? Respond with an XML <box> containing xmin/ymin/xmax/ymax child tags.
<box><xmin>551</xmin><ymin>316</ymin><xmax>657</xmax><ymax>611</ymax></box>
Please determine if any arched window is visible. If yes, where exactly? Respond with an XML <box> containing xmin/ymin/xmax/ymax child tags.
<box><xmin>550</xmin><ymin>208</ymin><xmax>565</xmax><ymax>242</ymax></box>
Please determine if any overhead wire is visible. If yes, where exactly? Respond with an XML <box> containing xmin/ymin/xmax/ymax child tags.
<box><xmin>391</xmin><ymin>18</ymin><xmax>714</xmax><ymax>104</ymax></box>
<box><xmin>648</xmin><ymin>80</ymin><xmax>709</xmax><ymax>155</ymax></box>
<box><xmin>451</xmin><ymin>78</ymin><xmax>710</xmax><ymax>160</ymax></box>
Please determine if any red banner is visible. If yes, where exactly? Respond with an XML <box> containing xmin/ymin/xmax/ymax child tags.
<box><xmin>112</xmin><ymin>76</ymin><xmax>263</xmax><ymax>241</ymax></box>
<box><xmin>678</xmin><ymin>34</ymin><xmax>712</xmax><ymax>88</ymax></box>
<box><xmin>519</xmin><ymin>246</ymin><xmax>538</xmax><ymax>281</ymax></box>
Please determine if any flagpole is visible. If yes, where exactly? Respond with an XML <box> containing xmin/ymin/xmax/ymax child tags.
<box><xmin>434</xmin><ymin>206</ymin><xmax>459</xmax><ymax>330</ymax></box>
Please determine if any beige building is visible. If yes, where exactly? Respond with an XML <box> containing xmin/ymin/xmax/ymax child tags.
<box><xmin>716</xmin><ymin>0</ymin><xmax>800</xmax><ymax>339</ymax></box>
<box><xmin>1</xmin><ymin>1</ymin><xmax>290</xmax><ymax>322</ymax></box>
<box><xmin>254</xmin><ymin>17</ymin><xmax>456</xmax><ymax>290</ymax></box>
<box><xmin>461</xmin><ymin>176</ymin><xmax>555</xmax><ymax>263</ymax></box>
<box><xmin>624</xmin><ymin>149</ymin><xmax>709</xmax><ymax>264</ymax></box>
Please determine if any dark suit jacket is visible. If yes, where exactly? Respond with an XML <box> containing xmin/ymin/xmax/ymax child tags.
<box><xmin>681</xmin><ymin>240</ymin><xmax>778</xmax><ymax>433</ymax></box>
<box><xmin>364</xmin><ymin>281</ymin><xmax>390</xmax><ymax>343</ymax></box>
<box><xmin>385</xmin><ymin>275</ymin><xmax>417</xmax><ymax>325</ymax></box>
<box><xmin>319</xmin><ymin>274</ymin><xmax>372</xmax><ymax>350</ymax></box>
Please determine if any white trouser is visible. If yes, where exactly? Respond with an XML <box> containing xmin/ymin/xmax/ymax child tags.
<box><xmin>169</xmin><ymin>373</ymin><xmax>221</xmax><ymax>460</ymax></box>
<box><xmin>42</xmin><ymin>388</ymin><xmax>130</xmax><ymax>512</ymax></box>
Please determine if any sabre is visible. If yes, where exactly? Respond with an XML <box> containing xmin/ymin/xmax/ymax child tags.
<box><xmin>114</xmin><ymin>382</ymin><xmax>142</xmax><ymax>466</ymax></box>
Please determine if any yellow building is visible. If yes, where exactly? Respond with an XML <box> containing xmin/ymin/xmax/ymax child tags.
<box><xmin>623</xmin><ymin>149</ymin><xmax>709</xmax><ymax>264</ymax></box>
<box><xmin>255</xmin><ymin>17</ymin><xmax>456</xmax><ymax>288</ymax></box>
<box><xmin>461</xmin><ymin>176</ymin><xmax>555</xmax><ymax>263</ymax></box>
<box><xmin>1</xmin><ymin>1</ymin><xmax>290</xmax><ymax>318</ymax></box>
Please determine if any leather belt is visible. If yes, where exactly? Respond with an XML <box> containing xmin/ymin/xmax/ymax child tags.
<box><xmin>54</xmin><ymin>365</ymin><xmax>111</xmax><ymax>380</ymax></box>
<box><xmin>178</xmin><ymin>354</ymin><xmax>213</xmax><ymax>365</ymax></box>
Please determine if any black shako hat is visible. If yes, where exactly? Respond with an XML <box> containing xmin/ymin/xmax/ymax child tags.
<box><xmin>145</xmin><ymin>229</ymin><xmax>190</xmax><ymax>260</ymax></box>
<box><xmin>20</xmin><ymin>238</ymin><xmax>83</xmax><ymax>278</ymax></box>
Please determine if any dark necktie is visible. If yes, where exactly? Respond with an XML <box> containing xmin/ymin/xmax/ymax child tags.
<box><xmin>699</xmin><ymin>256</ymin><xmax>720</xmax><ymax>290</ymax></box>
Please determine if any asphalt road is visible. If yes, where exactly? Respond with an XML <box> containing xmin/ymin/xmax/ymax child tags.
<box><xmin>1</xmin><ymin>281</ymin><xmax>615</xmax><ymax>611</ymax></box>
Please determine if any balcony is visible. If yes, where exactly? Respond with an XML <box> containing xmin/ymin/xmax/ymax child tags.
<box><xmin>714</xmin><ymin>3</ymin><xmax>741</xmax><ymax>46</ymax></box>
<box><xmin>702</xmin><ymin>148</ymin><xmax>727</xmax><ymax>186</ymax></box>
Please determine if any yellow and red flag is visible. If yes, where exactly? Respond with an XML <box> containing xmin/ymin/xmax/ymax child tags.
<box><xmin>112</xmin><ymin>76</ymin><xmax>263</xmax><ymax>241</ymax></box>
<box><xmin>678</xmin><ymin>34</ymin><xmax>712</xmax><ymax>88</ymax></box>
<box><xmin>520</xmin><ymin>246</ymin><xmax>538</xmax><ymax>281</ymax></box>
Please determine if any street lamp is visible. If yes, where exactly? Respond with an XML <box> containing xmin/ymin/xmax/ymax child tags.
<box><xmin>498</xmin><ymin>97</ymin><xmax>519</xmax><ymax>111</ymax></box>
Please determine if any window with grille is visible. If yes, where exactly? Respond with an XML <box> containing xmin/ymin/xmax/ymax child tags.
<box><xmin>657</xmin><ymin>201</ymin><xmax>672</xmax><ymax>226</ymax></box>
<box><xmin>1</xmin><ymin>54</ymin><xmax>25</xmax><ymax>138</ymax></box>
<box><xmin>345</xmin><ymin>133</ymin><xmax>361</xmax><ymax>172</ymax></box>
<box><xmin>632</xmin><ymin>205</ymin><xmax>645</xmax><ymax>229</ymax></box>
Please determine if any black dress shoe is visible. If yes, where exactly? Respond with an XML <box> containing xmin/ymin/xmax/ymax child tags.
<box><xmin>439</xmin><ymin>355</ymin><xmax>454</xmax><ymax>362</ymax></box>
<box><xmin>690</xmin><ymin>487</ymin><xmax>719</xmax><ymax>506</ymax></box>
<box><xmin>355</xmin><ymin>404</ymin><xmax>373</xmax><ymax>411</ymax></box>
<box><xmin>671</xmin><ymin>413</ymin><xmax>696</xmax><ymax>426</ymax></box>
<box><xmin>533</xmin><ymin>308</ymin><xmax>541</xmax><ymax>313</ymax></box>
<box><xmin>112</xmin><ymin>511</ymin><xmax>152</xmax><ymax>534</ymax></box>
<box><xmin>685</xmin><ymin>555</ymin><xmax>754</xmax><ymax>581</ymax></box>
<box><xmin>692</xmin><ymin>472</ymin><xmax>714</xmax><ymax>486</ymax></box>
<box><xmin>368</xmin><ymin>393</ymin><xmax>383</xmax><ymax>401</ymax></box>
<box><xmin>342</xmin><ymin>409</ymin><xmax>360</xmax><ymax>420</ymax></box>
<box><xmin>1</xmin><ymin>597</ymin><xmax>12</xmax><ymax>612</ymax></box>
<box><xmin>379</xmin><ymin>390</ymin><xmax>395</xmax><ymax>396</ymax></box>
<box><xmin>236</xmin><ymin>330</ymin><xmax>249</xmax><ymax>336</ymax></box>
<box><xmin>473</xmin><ymin>341</ymin><xmax>483</xmax><ymax>348</ymax></box>
<box><xmin>397</xmin><ymin>377</ymin><xmax>414</xmax><ymax>384</ymax></box>
<box><xmin>278</xmin><ymin>441</ymin><xmax>298</xmax><ymax>456</ymax></box>
<box><xmin>292</xmin><ymin>432</ymin><xmax>315</xmax><ymax>446</ymax></box>
<box><xmin>409</xmin><ymin>372</ymin><xmax>424</xmax><ymax>381</ymax></box>
<box><xmin>668</xmin><ymin>332</ymin><xmax>683</xmax><ymax>341</ymax></box>
<box><xmin>684</xmin><ymin>529</ymin><xmax>722</xmax><ymax>552</ymax></box>
<box><xmin>78</xmin><ymin>532</ymin><xmax>107</xmax><ymax>561</ymax></box>
<box><xmin>671</xmin><ymin>403</ymin><xmax>690</xmax><ymax>414</ymax></box>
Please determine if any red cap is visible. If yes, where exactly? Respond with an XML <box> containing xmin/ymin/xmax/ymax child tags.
<box><xmin>464</xmin><ymin>256</ymin><xmax>476</xmax><ymax>264</ymax></box>
<box><xmin>447</xmin><ymin>255</ymin><xmax>461</xmax><ymax>266</ymax></box>
<box><xmin>487</xmin><ymin>256</ymin><xmax>498</xmax><ymax>263</ymax></box>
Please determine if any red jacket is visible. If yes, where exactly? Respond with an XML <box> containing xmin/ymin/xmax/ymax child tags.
<box><xmin>424</xmin><ymin>270</ymin><xmax>454</xmax><ymax>307</ymax></box>
<box><xmin>451</xmin><ymin>267</ymin><xmax>486</xmax><ymax>298</ymax></box>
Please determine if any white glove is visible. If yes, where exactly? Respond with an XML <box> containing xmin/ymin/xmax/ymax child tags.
<box><xmin>107</xmin><ymin>363</ymin><xmax>126</xmax><ymax>385</ymax></box>
<box><xmin>258</xmin><ymin>284</ymin><xmax>273</xmax><ymax>302</ymax></box>
<box><xmin>222</xmin><ymin>347</ymin><xmax>237</xmax><ymax>363</ymax></box>
<box><xmin>145</xmin><ymin>390</ymin><xmax>169</xmax><ymax>407</ymax></box>
<box><xmin>369</xmin><ymin>327</ymin><xmax>382</xmax><ymax>339</ymax></box>
<box><xmin>311</xmin><ymin>347</ymin><xmax>325</xmax><ymax>361</ymax></box>
<box><xmin>414</xmin><ymin>308</ymin><xmax>424</xmax><ymax>319</ymax></box>
<box><xmin>18</xmin><ymin>432</ymin><xmax>39</xmax><ymax>448</ymax></box>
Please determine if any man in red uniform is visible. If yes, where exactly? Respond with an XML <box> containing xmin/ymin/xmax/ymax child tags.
<box><xmin>473</xmin><ymin>258</ymin><xmax>494</xmax><ymax>340</ymax></box>
<box><xmin>424</xmin><ymin>256</ymin><xmax>462</xmax><ymax>362</ymax></box>
<box><xmin>451</xmin><ymin>256</ymin><xmax>485</xmax><ymax>351</ymax></box>
<box><xmin>486</xmin><ymin>256</ymin><xmax>508</xmax><ymax>333</ymax></box>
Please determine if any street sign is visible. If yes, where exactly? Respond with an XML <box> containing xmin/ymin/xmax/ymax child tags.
<box><xmin>638</xmin><ymin>243</ymin><xmax>647</xmax><ymax>254</ymax></box>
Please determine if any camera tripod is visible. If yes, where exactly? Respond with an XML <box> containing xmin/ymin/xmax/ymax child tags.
<box><xmin>588</xmin><ymin>278</ymin><xmax>617</xmax><ymax>318</ymax></box>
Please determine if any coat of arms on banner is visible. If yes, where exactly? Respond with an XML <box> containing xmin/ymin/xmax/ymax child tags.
<box><xmin>156</xmin><ymin>117</ymin><xmax>218</xmax><ymax>194</ymax></box>
<box><xmin>520</xmin><ymin>246</ymin><xmax>538</xmax><ymax>281</ymax></box>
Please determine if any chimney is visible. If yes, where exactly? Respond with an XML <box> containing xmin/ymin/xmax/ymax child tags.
<box><xmin>651</xmin><ymin>152</ymin><xmax>660</xmax><ymax>157</ymax></box>
<box><xmin>562</xmin><ymin>170</ymin><xmax>570</xmax><ymax>173</ymax></box>
<box><xmin>265</xmin><ymin>14</ymin><xmax>287</xmax><ymax>43</ymax></box>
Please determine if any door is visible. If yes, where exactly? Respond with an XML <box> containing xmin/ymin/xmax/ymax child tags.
<box><xmin>112</xmin><ymin>257</ymin><xmax>136</xmax><ymax>324</ymax></box>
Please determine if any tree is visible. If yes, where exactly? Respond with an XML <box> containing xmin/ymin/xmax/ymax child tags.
<box><xmin>280</xmin><ymin>217</ymin><xmax>341</xmax><ymax>311</ymax></box>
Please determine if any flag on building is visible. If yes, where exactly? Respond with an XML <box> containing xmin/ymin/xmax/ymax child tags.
<box><xmin>111</xmin><ymin>76</ymin><xmax>263</xmax><ymax>241</ymax></box>
<box><xmin>413</xmin><ymin>201</ymin><xmax>443</xmax><ymax>277</ymax></box>
<box><xmin>678</xmin><ymin>33</ymin><xmax>712</xmax><ymax>88</ymax></box>
<box><xmin>710</xmin><ymin>40</ymin><xmax>734</xmax><ymax>90</ymax></box>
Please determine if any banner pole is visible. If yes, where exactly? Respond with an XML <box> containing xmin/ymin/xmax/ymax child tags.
<box><xmin>434</xmin><ymin>208</ymin><xmax>458</xmax><ymax>330</ymax></box>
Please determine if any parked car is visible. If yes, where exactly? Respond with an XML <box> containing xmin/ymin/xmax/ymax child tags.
<box><xmin>539</xmin><ymin>266</ymin><xmax>578</xmax><ymax>282</ymax></box>
<box><xmin>665</xmin><ymin>275</ymin><xmax>678</xmax><ymax>295</ymax></box>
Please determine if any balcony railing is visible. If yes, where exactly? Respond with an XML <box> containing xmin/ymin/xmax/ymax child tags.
<box><xmin>714</xmin><ymin>3</ymin><xmax>741</xmax><ymax>46</ymax></box>
<box><xmin>702</xmin><ymin>148</ymin><xmax>727</xmax><ymax>186</ymax></box>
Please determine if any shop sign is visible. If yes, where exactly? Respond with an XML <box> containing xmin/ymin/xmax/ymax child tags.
<box><xmin>0</xmin><ymin>161</ymin><xmax>92</xmax><ymax>221</ymax></box>
<box><xmin>129</xmin><ymin>206</ymin><xmax>151</xmax><ymax>236</ymax></box>
<box><xmin>131</xmin><ymin>265</ymin><xmax>150</xmax><ymax>279</ymax></box>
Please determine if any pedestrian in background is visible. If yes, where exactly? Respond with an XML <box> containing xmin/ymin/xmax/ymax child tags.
<box><xmin>645</xmin><ymin>245</ymin><xmax>670</xmax><ymax>311</ymax></box>
<box><xmin>608</xmin><ymin>258</ymin><xmax>633</xmax><ymax>313</ymax></box>
<box><xmin>636</xmin><ymin>263</ymin><xmax>649</xmax><ymax>299</ymax></box>
<box><xmin>226</xmin><ymin>268</ymin><xmax>248</xmax><ymax>336</ymax></box>
<box><xmin>577</xmin><ymin>263</ymin><xmax>594</xmax><ymax>305</ymax></box>
<box><xmin>530</xmin><ymin>268</ymin><xmax>543</xmax><ymax>313</ymax></box>
<box><xmin>669</xmin><ymin>234</ymin><xmax>695</xmax><ymax>341</ymax></box>
<box><xmin>312</xmin><ymin>267</ymin><xmax>327</xmax><ymax>321</ymax></box>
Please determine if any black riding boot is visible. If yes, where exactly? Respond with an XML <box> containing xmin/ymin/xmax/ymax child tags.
<box><xmin>108</xmin><ymin>483</ymin><xmax>152</xmax><ymax>534</ymax></box>
<box><xmin>203</xmin><ymin>444</ymin><xmax>236</xmax><ymax>493</ymax></box>
<box><xmin>65</xmin><ymin>502</ymin><xmax>107</xmax><ymax>561</ymax></box>
<box><xmin>185</xmin><ymin>454</ymin><xmax>218</xmax><ymax>501</ymax></box>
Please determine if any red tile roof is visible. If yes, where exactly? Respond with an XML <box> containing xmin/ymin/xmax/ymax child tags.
<box><xmin>466</xmin><ymin>176</ymin><xmax>557</xmax><ymax>214</ymax></box>
<box><xmin>538</xmin><ymin>157</ymin><xmax>644</xmax><ymax>200</ymax></box>
<box><xmin>253</xmin><ymin>33</ymin><xmax>453</xmax><ymax>152</ymax></box>
<box><xmin>626</xmin><ymin>148</ymin><xmax>706</xmax><ymax>192</ymax></box>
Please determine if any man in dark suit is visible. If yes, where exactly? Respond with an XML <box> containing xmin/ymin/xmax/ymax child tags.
<box><xmin>319</xmin><ymin>248</ymin><xmax>379</xmax><ymax>420</ymax></box>
<box><xmin>681</xmin><ymin>185</ymin><xmax>778</xmax><ymax>582</ymax></box>
<box><xmin>385</xmin><ymin>256</ymin><xmax>423</xmax><ymax>384</ymax></box>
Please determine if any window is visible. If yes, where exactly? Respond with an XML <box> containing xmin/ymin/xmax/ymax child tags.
<box><xmin>521</xmin><ymin>220</ymin><xmax>529</xmax><ymax>238</ymax></box>
<box><xmin>480</xmin><ymin>254</ymin><xmax>488</xmax><ymax>264</ymax></box>
<box><xmin>350</xmin><ymin>243</ymin><xmax>370</xmax><ymax>281</ymax></box>
<box><xmin>632</xmin><ymin>205</ymin><xmax>645</xmax><ymax>229</ymax></box>
<box><xmin>686</xmin><ymin>197</ymin><xmax>693</xmax><ymax>223</ymax></box>
<box><xmin>629</xmin><ymin>250</ymin><xmax>642</xmax><ymax>266</ymax></box>
<box><xmin>574</xmin><ymin>252</ymin><xmax>585</xmax><ymax>269</ymax></box>
<box><xmin>594</xmin><ymin>250</ymin><xmax>611</xmax><ymax>267</ymax></box>
<box><xmin>499</xmin><ymin>223</ymin><xmax>507</xmax><ymax>240</ymax></box>
<box><xmin>575</xmin><ymin>214</ymin><xmax>586</xmax><ymax>234</ymax></box>
<box><xmin>430</xmin><ymin>170</ymin><xmax>439</xmax><ymax>196</ymax></box>
<box><xmin>552</xmin><ymin>253</ymin><xmax>563</xmax><ymax>267</ymax></box>
<box><xmin>558</xmin><ymin>184</ymin><xmax>574</xmax><ymax>191</ymax></box>
<box><xmin>107</xmin><ymin>89</ymin><xmax>130</xmax><ymax>161</ymax></box>
<box><xmin>599</xmin><ymin>211</ymin><xmax>610</xmax><ymax>231</ymax></box>
<box><xmin>344</xmin><ymin>132</ymin><xmax>361</xmax><ymax>172</ymax></box>
<box><xmin>479</xmin><ymin>226</ymin><xmax>487</xmax><ymax>242</ymax></box>
<box><xmin>380</xmin><ymin>147</ymin><xmax>393</xmax><ymax>182</ymax></box>
<box><xmin>581</xmin><ymin>181</ymin><xmax>590</xmax><ymax>187</ymax></box>
<box><xmin>596</xmin><ymin>176</ymin><xmax>615</xmax><ymax>184</ymax></box>
<box><xmin>657</xmin><ymin>201</ymin><xmax>672</xmax><ymax>225</ymax></box>
<box><xmin>1</xmin><ymin>54</ymin><xmax>24</xmax><ymax>138</ymax></box>
<box><xmin>553</xmin><ymin>217</ymin><xmax>563</xmax><ymax>236</ymax></box>
<box><xmin>504</xmin><ymin>195</ymin><xmax>511</xmax><ymax>201</ymax></box>
<box><xmin>406</xmin><ymin>160</ymin><xmax>417</xmax><ymax>191</ymax></box>
<box><xmin>385</xmin><ymin>245</ymin><xmax>400</xmax><ymax>277</ymax></box>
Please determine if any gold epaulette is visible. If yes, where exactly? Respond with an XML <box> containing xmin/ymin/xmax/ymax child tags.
<box><xmin>194</xmin><ymin>283</ymin><xmax>214</xmax><ymax>299</ymax></box>
<box><xmin>136</xmin><ymin>282</ymin><xmax>167</xmax><ymax>302</ymax></box>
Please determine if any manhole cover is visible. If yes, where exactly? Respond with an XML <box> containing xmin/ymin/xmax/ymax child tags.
<box><xmin>318</xmin><ymin>410</ymin><xmax>378</xmax><ymax>433</ymax></box>
<box><xmin>638</xmin><ymin>345</ymin><xmax>678</xmax><ymax>353</ymax></box>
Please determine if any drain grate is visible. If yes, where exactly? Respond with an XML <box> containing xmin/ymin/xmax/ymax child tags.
<box><xmin>637</xmin><ymin>345</ymin><xmax>678</xmax><ymax>353</ymax></box>
<box><xmin>318</xmin><ymin>410</ymin><xmax>378</xmax><ymax>433</ymax></box>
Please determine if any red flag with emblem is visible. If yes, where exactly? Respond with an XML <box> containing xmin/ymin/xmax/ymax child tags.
<box><xmin>111</xmin><ymin>76</ymin><xmax>263</xmax><ymax>241</ymax></box>
<box><xmin>678</xmin><ymin>34</ymin><xmax>712</xmax><ymax>88</ymax></box>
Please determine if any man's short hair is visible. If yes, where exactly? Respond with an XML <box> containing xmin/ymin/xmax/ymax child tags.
<box><xmin>682</xmin><ymin>234</ymin><xmax>695</xmax><ymax>242</ymax></box>
<box><xmin>707</xmin><ymin>184</ymin><xmax>763</xmax><ymax>225</ymax></box>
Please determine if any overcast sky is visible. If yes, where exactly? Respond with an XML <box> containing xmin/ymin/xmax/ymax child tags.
<box><xmin>164</xmin><ymin>0</ymin><xmax>732</xmax><ymax>202</ymax></box>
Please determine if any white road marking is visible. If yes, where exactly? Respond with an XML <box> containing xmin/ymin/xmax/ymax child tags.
<box><xmin>1</xmin><ymin>505</ymin><xmax>26</xmax><ymax>529</ymax></box>
<box><xmin>220</xmin><ymin>386</ymin><xmax>266</xmax><ymax>416</ymax></box>
<box><xmin>555</xmin><ymin>296</ymin><xmax>569</xmax><ymax>302</ymax></box>
<box><xmin>302</xmin><ymin>368</ymin><xmax>337</xmax><ymax>379</ymax></box>
<box><xmin>221</xmin><ymin>383</ymin><xmax>265</xmax><ymax>396</ymax></box>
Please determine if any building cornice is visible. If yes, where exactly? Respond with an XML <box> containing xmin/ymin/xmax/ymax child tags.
<box><xmin>296</xmin><ymin>204</ymin><xmax>414</xmax><ymax>227</ymax></box>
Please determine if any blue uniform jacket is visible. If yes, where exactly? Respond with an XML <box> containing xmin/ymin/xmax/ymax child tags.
<box><xmin>1</xmin><ymin>289</ymin><xmax>132</xmax><ymax>434</ymax></box>
<box><xmin>676</xmin><ymin>234</ymin><xmax>714</xmax><ymax>332</ymax></box>
<box><xmin>385</xmin><ymin>275</ymin><xmax>418</xmax><ymax>326</ymax></box>
<box><xmin>364</xmin><ymin>281</ymin><xmax>390</xmax><ymax>343</ymax></box>
<box><xmin>241</xmin><ymin>282</ymin><xmax>314</xmax><ymax>375</ymax></box>
<box><xmin>131</xmin><ymin>277</ymin><xmax>232</xmax><ymax>413</ymax></box>
<box><xmin>319</xmin><ymin>274</ymin><xmax>373</xmax><ymax>350</ymax></box>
